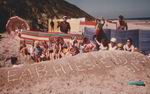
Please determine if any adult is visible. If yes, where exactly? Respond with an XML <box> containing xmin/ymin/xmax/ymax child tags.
<box><xmin>50</xmin><ymin>18</ymin><xmax>54</xmax><ymax>32</ymax></box>
<box><xmin>123</xmin><ymin>38</ymin><xmax>135</xmax><ymax>52</ymax></box>
<box><xmin>58</xmin><ymin>16</ymin><xmax>71</xmax><ymax>34</ymax></box>
<box><xmin>106</xmin><ymin>15</ymin><xmax>128</xmax><ymax>30</ymax></box>
<box><xmin>117</xmin><ymin>15</ymin><xmax>128</xmax><ymax>30</ymax></box>
<box><xmin>95</xmin><ymin>17</ymin><xmax>105</xmax><ymax>42</ymax></box>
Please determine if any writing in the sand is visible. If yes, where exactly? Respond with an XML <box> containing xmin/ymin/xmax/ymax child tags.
<box><xmin>7</xmin><ymin>54</ymin><xmax>147</xmax><ymax>83</ymax></box>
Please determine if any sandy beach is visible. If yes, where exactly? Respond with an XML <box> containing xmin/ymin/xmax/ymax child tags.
<box><xmin>0</xmin><ymin>19</ymin><xmax>150</xmax><ymax>94</ymax></box>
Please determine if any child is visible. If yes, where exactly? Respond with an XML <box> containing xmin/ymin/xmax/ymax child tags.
<box><xmin>108</xmin><ymin>38</ymin><xmax>117</xmax><ymax>50</ymax></box>
<box><xmin>34</xmin><ymin>41</ymin><xmax>43</xmax><ymax>63</ymax></box>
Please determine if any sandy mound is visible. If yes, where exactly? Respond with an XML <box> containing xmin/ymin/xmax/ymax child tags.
<box><xmin>0</xmin><ymin>34</ymin><xmax>20</xmax><ymax>67</ymax></box>
<box><xmin>0</xmin><ymin>51</ymin><xmax>150</xmax><ymax>94</ymax></box>
<box><xmin>0</xmin><ymin>34</ymin><xmax>32</xmax><ymax>67</ymax></box>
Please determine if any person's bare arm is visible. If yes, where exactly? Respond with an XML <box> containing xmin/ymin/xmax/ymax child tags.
<box><xmin>125</xmin><ymin>23</ymin><xmax>128</xmax><ymax>30</ymax></box>
<box><xmin>94</xmin><ymin>38</ymin><xmax>101</xmax><ymax>46</ymax></box>
<box><xmin>58</xmin><ymin>44</ymin><xmax>62</xmax><ymax>54</ymax></box>
<box><xmin>101</xmin><ymin>18</ymin><xmax>105</xmax><ymax>26</ymax></box>
<box><xmin>68</xmin><ymin>23</ymin><xmax>71</xmax><ymax>34</ymax></box>
<box><xmin>106</xmin><ymin>20</ymin><xmax>117</xmax><ymax>24</ymax></box>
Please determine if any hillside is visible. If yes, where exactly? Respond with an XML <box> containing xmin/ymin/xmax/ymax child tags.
<box><xmin>0</xmin><ymin>0</ymin><xmax>94</xmax><ymax>32</ymax></box>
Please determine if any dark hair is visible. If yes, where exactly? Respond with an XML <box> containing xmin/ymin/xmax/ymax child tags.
<box><xmin>127</xmin><ymin>38</ymin><xmax>133</xmax><ymax>44</ymax></box>
<box><xmin>119</xmin><ymin>15</ymin><xmax>124</xmax><ymax>20</ymax></box>
<box><xmin>92</xmin><ymin>35</ymin><xmax>96</xmax><ymax>40</ymax></box>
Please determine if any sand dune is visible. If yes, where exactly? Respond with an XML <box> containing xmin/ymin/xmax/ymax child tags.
<box><xmin>0</xmin><ymin>51</ymin><xmax>150</xmax><ymax>94</ymax></box>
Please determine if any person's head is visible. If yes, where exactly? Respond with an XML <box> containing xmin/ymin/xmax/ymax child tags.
<box><xmin>20</xmin><ymin>40</ymin><xmax>26</xmax><ymax>45</ymax></box>
<box><xmin>51</xmin><ymin>16</ymin><xmax>54</xmax><ymax>20</ymax></box>
<box><xmin>110</xmin><ymin>38</ymin><xmax>117</xmax><ymax>46</ymax></box>
<box><xmin>58</xmin><ymin>37</ymin><xmax>64</xmax><ymax>44</ymax></box>
<box><xmin>96</xmin><ymin>18</ymin><xmax>101</xmax><ymax>24</ymax></box>
<box><xmin>117</xmin><ymin>43</ymin><xmax>124</xmax><ymax>50</ymax></box>
<box><xmin>34</xmin><ymin>41</ymin><xmax>39</xmax><ymax>47</ymax></box>
<box><xmin>63</xmin><ymin>48</ymin><xmax>68</xmax><ymax>54</ymax></box>
<box><xmin>126</xmin><ymin>38</ymin><xmax>133</xmax><ymax>46</ymax></box>
<box><xmin>74</xmin><ymin>42</ymin><xmax>79</xmax><ymax>47</ymax></box>
<box><xmin>83</xmin><ymin>37</ymin><xmax>90</xmax><ymax>44</ymax></box>
<box><xmin>119</xmin><ymin>15</ymin><xmax>124</xmax><ymax>21</ymax></box>
<box><xmin>101</xmin><ymin>39</ymin><xmax>108</xmax><ymax>46</ymax></box>
<box><xmin>63</xmin><ymin>16</ymin><xmax>67</xmax><ymax>22</ymax></box>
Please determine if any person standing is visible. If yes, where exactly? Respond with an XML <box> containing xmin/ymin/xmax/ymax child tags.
<box><xmin>50</xmin><ymin>18</ymin><xmax>54</xmax><ymax>32</ymax></box>
<box><xmin>58</xmin><ymin>16</ymin><xmax>71</xmax><ymax>34</ymax></box>
<box><xmin>106</xmin><ymin>15</ymin><xmax>128</xmax><ymax>31</ymax></box>
<box><xmin>117</xmin><ymin>15</ymin><xmax>128</xmax><ymax>30</ymax></box>
<box><xmin>95</xmin><ymin>17</ymin><xmax>105</xmax><ymax>42</ymax></box>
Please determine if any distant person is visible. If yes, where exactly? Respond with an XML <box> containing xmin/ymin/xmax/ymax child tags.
<box><xmin>34</xmin><ymin>41</ymin><xmax>43</xmax><ymax>62</ymax></box>
<box><xmin>58</xmin><ymin>16</ymin><xmax>71</xmax><ymax>34</ymax></box>
<box><xmin>123</xmin><ymin>38</ymin><xmax>135</xmax><ymax>52</ymax></box>
<box><xmin>50</xmin><ymin>18</ymin><xmax>54</xmax><ymax>32</ymax></box>
<box><xmin>28</xmin><ymin>42</ymin><xmax>35</xmax><ymax>60</ymax></box>
<box><xmin>20</xmin><ymin>40</ymin><xmax>28</xmax><ymax>56</ymax></box>
<box><xmin>117</xmin><ymin>15</ymin><xmax>128</xmax><ymax>30</ymax></box>
<box><xmin>95</xmin><ymin>17</ymin><xmax>105</xmax><ymax>42</ymax></box>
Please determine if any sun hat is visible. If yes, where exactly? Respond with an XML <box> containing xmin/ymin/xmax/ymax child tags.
<box><xmin>63</xmin><ymin>16</ymin><xmax>67</xmax><ymax>19</ymax></box>
<box><xmin>110</xmin><ymin>38</ymin><xmax>117</xmax><ymax>43</ymax></box>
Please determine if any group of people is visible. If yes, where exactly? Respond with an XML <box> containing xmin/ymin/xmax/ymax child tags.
<box><xmin>19</xmin><ymin>37</ymin><xmax>79</xmax><ymax>63</ymax></box>
<box><xmin>19</xmin><ymin>15</ymin><xmax>141</xmax><ymax>63</ymax></box>
<box><xmin>50</xmin><ymin>16</ymin><xmax>71</xmax><ymax>33</ymax></box>
<box><xmin>19</xmin><ymin>35</ymin><xmax>138</xmax><ymax>63</ymax></box>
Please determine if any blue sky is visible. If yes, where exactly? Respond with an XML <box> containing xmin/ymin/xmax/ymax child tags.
<box><xmin>66</xmin><ymin>0</ymin><xmax>150</xmax><ymax>19</ymax></box>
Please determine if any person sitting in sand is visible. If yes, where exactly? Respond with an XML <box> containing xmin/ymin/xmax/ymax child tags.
<box><xmin>70</xmin><ymin>46</ymin><xmax>80</xmax><ymax>56</ymax></box>
<box><xmin>123</xmin><ymin>38</ymin><xmax>135</xmax><ymax>52</ymax></box>
<box><xmin>34</xmin><ymin>41</ymin><xmax>43</xmax><ymax>63</ymax></box>
<box><xmin>20</xmin><ymin>40</ymin><xmax>28</xmax><ymax>56</ymax></box>
<box><xmin>48</xmin><ymin>37</ymin><xmax>55</xmax><ymax>60</ymax></box>
<box><xmin>117</xmin><ymin>43</ymin><xmax>124</xmax><ymax>50</ymax></box>
<box><xmin>108</xmin><ymin>38</ymin><xmax>117</xmax><ymax>50</ymax></box>
<box><xmin>28</xmin><ymin>42</ymin><xmax>35</xmax><ymax>60</ymax></box>
<box><xmin>117</xmin><ymin>15</ymin><xmax>128</xmax><ymax>30</ymax></box>
<box><xmin>53</xmin><ymin>38</ymin><xmax>62</xmax><ymax>59</ymax></box>
<box><xmin>42</xmin><ymin>41</ymin><xmax>49</xmax><ymax>60</ymax></box>
<box><xmin>61</xmin><ymin>42</ymin><xmax>72</xmax><ymax>57</ymax></box>
<box><xmin>81</xmin><ymin>37</ymin><xmax>96</xmax><ymax>53</ymax></box>
<box><xmin>95</xmin><ymin>38</ymin><xmax>108</xmax><ymax>50</ymax></box>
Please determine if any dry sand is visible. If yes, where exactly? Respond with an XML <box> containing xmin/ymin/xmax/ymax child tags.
<box><xmin>0</xmin><ymin>24</ymin><xmax>150</xmax><ymax>94</ymax></box>
<box><xmin>0</xmin><ymin>51</ymin><xmax>150</xmax><ymax>94</ymax></box>
<box><xmin>105</xmin><ymin>20</ymin><xmax>150</xmax><ymax>30</ymax></box>
<box><xmin>0</xmin><ymin>33</ymin><xmax>33</xmax><ymax>68</ymax></box>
